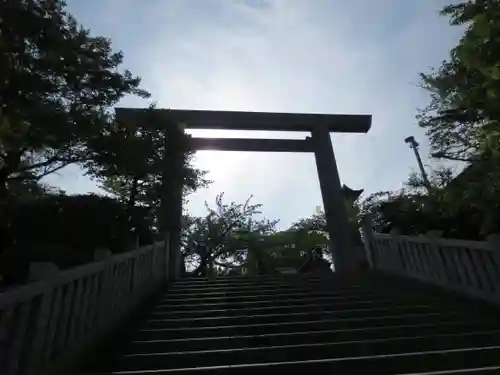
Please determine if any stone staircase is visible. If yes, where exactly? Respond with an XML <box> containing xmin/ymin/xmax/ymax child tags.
<box><xmin>85</xmin><ymin>274</ymin><xmax>500</xmax><ymax>374</ymax></box>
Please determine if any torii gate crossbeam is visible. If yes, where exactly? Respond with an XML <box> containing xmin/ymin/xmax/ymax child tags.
<box><xmin>190</xmin><ymin>137</ymin><xmax>314</xmax><ymax>152</ymax></box>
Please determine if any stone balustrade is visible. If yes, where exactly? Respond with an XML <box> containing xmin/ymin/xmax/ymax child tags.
<box><xmin>361</xmin><ymin>218</ymin><xmax>500</xmax><ymax>304</ymax></box>
<box><xmin>0</xmin><ymin>240</ymin><xmax>172</xmax><ymax>375</ymax></box>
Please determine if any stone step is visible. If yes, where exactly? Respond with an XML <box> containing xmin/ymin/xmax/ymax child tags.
<box><xmin>110</xmin><ymin>365</ymin><xmax>500</xmax><ymax>375</ymax></box>
<box><xmin>159</xmin><ymin>289</ymin><xmax>381</xmax><ymax>304</ymax></box>
<box><xmin>403</xmin><ymin>368</ymin><xmax>500</xmax><ymax>375</ymax></box>
<box><xmin>132</xmin><ymin>311</ymin><xmax>471</xmax><ymax>340</ymax></box>
<box><xmin>84</xmin><ymin>274</ymin><xmax>500</xmax><ymax>375</ymax></box>
<box><xmin>165</xmin><ymin>283</ymin><xmax>363</xmax><ymax>296</ymax></box>
<box><xmin>173</xmin><ymin>275</ymin><xmax>339</xmax><ymax>284</ymax></box>
<box><xmin>111</xmin><ymin>339</ymin><xmax>500</xmax><ymax>372</ymax></box>
<box><xmin>127</xmin><ymin>320</ymin><xmax>500</xmax><ymax>353</ymax></box>
<box><xmin>144</xmin><ymin>304</ymin><xmax>439</xmax><ymax>329</ymax></box>
<box><xmin>155</xmin><ymin>292</ymin><xmax>440</xmax><ymax>311</ymax></box>
<box><xmin>169</xmin><ymin>278</ymin><xmax>349</xmax><ymax>290</ymax></box>
<box><xmin>148</xmin><ymin>298</ymin><xmax>447</xmax><ymax>319</ymax></box>
<box><xmin>169</xmin><ymin>276</ymin><xmax>331</xmax><ymax>285</ymax></box>
<box><xmin>171</xmin><ymin>280</ymin><xmax>328</xmax><ymax>287</ymax></box>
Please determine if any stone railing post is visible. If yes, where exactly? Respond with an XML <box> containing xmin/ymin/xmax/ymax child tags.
<box><xmin>25</xmin><ymin>263</ymin><xmax>59</xmax><ymax>375</ymax></box>
<box><xmin>26</xmin><ymin>284</ymin><xmax>54</xmax><ymax>375</ymax></box>
<box><xmin>92</xmin><ymin>247</ymin><xmax>114</xmax><ymax>326</ymax></box>
<box><xmin>487</xmin><ymin>233</ymin><xmax>500</xmax><ymax>291</ymax></box>
<box><xmin>387</xmin><ymin>229</ymin><xmax>403</xmax><ymax>274</ymax></box>
<box><xmin>425</xmin><ymin>230</ymin><xmax>449</xmax><ymax>286</ymax></box>
<box><xmin>168</xmin><ymin>237</ymin><xmax>182</xmax><ymax>281</ymax></box>
<box><xmin>28</xmin><ymin>262</ymin><xmax>59</xmax><ymax>282</ymax></box>
<box><xmin>487</xmin><ymin>233</ymin><xmax>500</xmax><ymax>265</ymax></box>
<box><xmin>427</xmin><ymin>230</ymin><xmax>444</xmax><ymax>238</ymax></box>
<box><xmin>360</xmin><ymin>215</ymin><xmax>375</xmax><ymax>269</ymax></box>
<box><xmin>97</xmin><ymin>258</ymin><xmax>115</xmax><ymax>328</ymax></box>
<box><xmin>94</xmin><ymin>248</ymin><xmax>112</xmax><ymax>262</ymax></box>
<box><xmin>164</xmin><ymin>233</ymin><xmax>171</xmax><ymax>281</ymax></box>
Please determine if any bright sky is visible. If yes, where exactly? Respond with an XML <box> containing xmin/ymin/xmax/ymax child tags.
<box><xmin>45</xmin><ymin>0</ymin><xmax>463</xmax><ymax>228</ymax></box>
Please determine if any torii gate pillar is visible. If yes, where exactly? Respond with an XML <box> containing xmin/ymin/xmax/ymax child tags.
<box><xmin>310</xmin><ymin>127</ymin><xmax>354</xmax><ymax>272</ymax></box>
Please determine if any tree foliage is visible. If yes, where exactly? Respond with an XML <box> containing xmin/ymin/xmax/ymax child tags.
<box><xmin>291</xmin><ymin>188</ymin><xmax>364</xmax><ymax>247</ymax></box>
<box><xmin>182</xmin><ymin>194</ymin><xmax>343</xmax><ymax>276</ymax></box>
<box><xmin>405</xmin><ymin>166</ymin><xmax>456</xmax><ymax>194</ymax></box>
<box><xmin>414</xmin><ymin>1</ymin><xmax>500</xmax><ymax>236</ymax></box>
<box><xmin>418</xmin><ymin>0</ymin><xmax>500</xmax><ymax>162</ymax></box>
<box><xmin>0</xmin><ymin>0</ymin><xmax>151</xmax><ymax>259</ymax></box>
<box><xmin>183</xmin><ymin>193</ymin><xmax>277</xmax><ymax>276</ymax></box>
<box><xmin>0</xmin><ymin>0</ymin><xmax>149</xmax><ymax>195</ymax></box>
<box><xmin>251</xmin><ymin>229</ymin><xmax>329</xmax><ymax>274</ymax></box>
<box><xmin>359</xmin><ymin>166</ymin><xmax>492</xmax><ymax>240</ymax></box>
<box><xmin>0</xmin><ymin>0</ymin><xmax>216</xmax><ymax>287</ymax></box>
<box><xmin>86</xmin><ymin>107</ymin><xmax>211</xmax><ymax>228</ymax></box>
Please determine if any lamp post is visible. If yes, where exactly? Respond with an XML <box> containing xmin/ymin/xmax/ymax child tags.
<box><xmin>405</xmin><ymin>136</ymin><xmax>430</xmax><ymax>191</ymax></box>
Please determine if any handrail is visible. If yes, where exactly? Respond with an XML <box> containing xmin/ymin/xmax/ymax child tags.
<box><xmin>0</xmin><ymin>240</ymin><xmax>171</xmax><ymax>375</ymax></box>
<box><xmin>373</xmin><ymin>232</ymin><xmax>497</xmax><ymax>250</ymax></box>
<box><xmin>361</xmin><ymin>223</ymin><xmax>500</xmax><ymax>304</ymax></box>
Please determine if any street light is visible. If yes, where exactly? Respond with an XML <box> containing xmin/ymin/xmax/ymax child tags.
<box><xmin>405</xmin><ymin>136</ymin><xmax>431</xmax><ymax>191</ymax></box>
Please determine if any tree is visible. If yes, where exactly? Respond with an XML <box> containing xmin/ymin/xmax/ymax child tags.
<box><xmin>182</xmin><ymin>194</ymin><xmax>349</xmax><ymax>276</ymax></box>
<box><xmin>253</xmin><ymin>229</ymin><xmax>330</xmax><ymax>273</ymax></box>
<box><xmin>6</xmin><ymin>179</ymin><xmax>65</xmax><ymax>202</ymax></box>
<box><xmin>0</xmin><ymin>0</ymin><xmax>149</xmax><ymax>199</ymax></box>
<box><xmin>291</xmin><ymin>206</ymin><xmax>327</xmax><ymax>233</ymax></box>
<box><xmin>0</xmin><ymin>0</ymin><xmax>150</xmax><ymax>256</ymax></box>
<box><xmin>359</xmin><ymin>165</ymin><xmax>490</xmax><ymax>240</ymax></box>
<box><xmin>418</xmin><ymin>1</ymin><xmax>500</xmax><ymax>163</ymax></box>
<box><xmin>183</xmin><ymin>194</ymin><xmax>278</xmax><ymax>276</ymax></box>
<box><xmin>86</xmin><ymin>107</ymin><xmax>211</xmax><ymax>232</ymax></box>
<box><xmin>405</xmin><ymin>166</ymin><xmax>456</xmax><ymax>194</ymax></box>
<box><xmin>415</xmin><ymin>1</ymin><xmax>500</xmax><ymax>237</ymax></box>
<box><xmin>436</xmin><ymin>163</ymin><xmax>500</xmax><ymax>236</ymax></box>
<box><xmin>360</xmin><ymin>190</ymin><xmax>430</xmax><ymax>234</ymax></box>
<box><xmin>291</xmin><ymin>185</ymin><xmax>364</xmax><ymax>246</ymax></box>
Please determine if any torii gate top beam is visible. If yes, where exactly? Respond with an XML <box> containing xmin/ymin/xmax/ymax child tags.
<box><xmin>115</xmin><ymin>108</ymin><xmax>371</xmax><ymax>133</ymax></box>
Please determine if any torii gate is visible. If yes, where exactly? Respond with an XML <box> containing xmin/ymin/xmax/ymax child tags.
<box><xmin>115</xmin><ymin>108</ymin><xmax>372</xmax><ymax>274</ymax></box>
